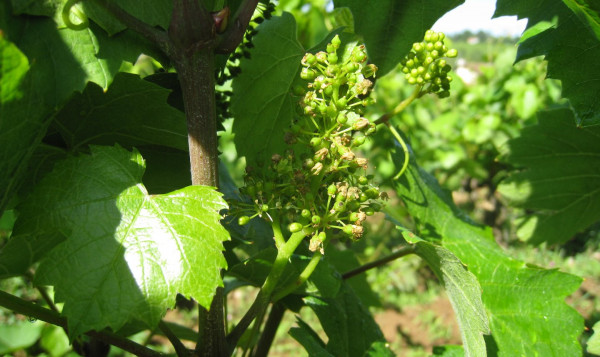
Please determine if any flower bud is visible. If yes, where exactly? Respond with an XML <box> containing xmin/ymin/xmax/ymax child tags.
<box><xmin>311</xmin><ymin>162</ymin><xmax>324</xmax><ymax>175</ymax></box>
<box><xmin>352</xmin><ymin>117</ymin><xmax>370</xmax><ymax>130</ymax></box>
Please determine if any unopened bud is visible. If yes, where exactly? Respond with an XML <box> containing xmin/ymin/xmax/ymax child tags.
<box><xmin>352</xmin><ymin>117</ymin><xmax>370</xmax><ymax>130</ymax></box>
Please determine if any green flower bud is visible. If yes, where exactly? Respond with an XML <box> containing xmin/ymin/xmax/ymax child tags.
<box><xmin>446</xmin><ymin>48</ymin><xmax>458</xmax><ymax>58</ymax></box>
<box><xmin>311</xmin><ymin>215</ymin><xmax>321</xmax><ymax>224</ymax></box>
<box><xmin>342</xmin><ymin>225</ymin><xmax>354</xmax><ymax>235</ymax></box>
<box><xmin>310</xmin><ymin>137</ymin><xmax>322</xmax><ymax>147</ymax></box>
<box><xmin>300</xmin><ymin>67</ymin><xmax>316</xmax><ymax>80</ymax></box>
<box><xmin>352</xmin><ymin>117</ymin><xmax>370</xmax><ymax>130</ymax></box>
<box><xmin>358</xmin><ymin>176</ymin><xmax>368</xmax><ymax>185</ymax></box>
<box><xmin>352</xmin><ymin>136</ymin><xmax>366</xmax><ymax>147</ymax></box>
<box><xmin>302</xmin><ymin>53</ymin><xmax>317</xmax><ymax>66</ymax></box>
<box><xmin>336</xmin><ymin>97</ymin><xmax>348</xmax><ymax>110</ymax></box>
<box><xmin>238</xmin><ymin>216</ymin><xmax>250</xmax><ymax>226</ymax></box>
<box><xmin>328</xmin><ymin>184</ymin><xmax>337</xmax><ymax>196</ymax></box>
<box><xmin>289</xmin><ymin>222</ymin><xmax>303</xmax><ymax>233</ymax></box>
<box><xmin>347</xmin><ymin>200</ymin><xmax>360</xmax><ymax>212</ymax></box>
<box><xmin>301</xmin><ymin>209</ymin><xmax>311</xmax><ymax>218</ymax></box>
<box><xmin>359</xmin><ymin>192</ymin><xmax>368</xmax><ymax>202</ymax></box>
<box><xmin>331</xmin><ymin>35</ymin><xmax>341</xmax><ymax>48</ymax></box>
<box><xmin>261</xmin><ymin>204</ymin><xmax>269</xmax><ymax>212</ymax></box>
<box><xmin>316</xmin><ymin>51</ymin><xmax>327</xmax><ymax>63</ymax></box>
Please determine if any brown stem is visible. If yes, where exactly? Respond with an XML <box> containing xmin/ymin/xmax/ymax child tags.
<box><xmin>342</xmin><ymin>246</ymin><xmax>415</xmax><ymax>280</ymax></box>
<box><xmin>216</xmin><ymin>0</ymin><xmax>260</xmax><ymax>54</ymax></box>
<box><xmin>174</xmin><ymin>50</ymin><xmax>220</xmax><ymax>187</ymax></box>
<box><xmin>159</xmin><ymin>320</ymin><xmax>190</xmax><ymax>356</ymax></box>
<box><xmin>195</xmin><ymin>287</ymin><xmax>227</xmax><ymax>357</ymax></box>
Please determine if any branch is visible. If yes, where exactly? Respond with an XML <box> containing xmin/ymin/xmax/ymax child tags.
<box><xmin>252</xmin><ymin>302</ymin><xmax>286</xmax><ymax>357</ymax></box>
<box><xmin>342</xmin><ymin>246</ymin><xmax>415</xmax><ymax>280</ymax></box>
<box><xmin>89</xmin><ymin>0</ymin><xmax>172</xmax><ymax>55</ymax></box>
<box><xmin>216</xmin><ymin>0</ymin><xmax>260</xmax><ymax>54</ymax></box>
<box><xmin>159</xmin><ymin>320</ymin><xmax>190</xmax><ymax>356</ymax></box>
<box><xmin>0</xmin><ymin>290</ymin><xmax>165</xmax><ymax>357</ymax></box>
<box><xmin>225</xmin><ymin>292</ymin><xmax>264</xmax><ymax>352</ymax></box>
<box><xmin>373</xmin><ymin>85</ymin><xmax>423</xmax><ymax>126</ymax></box>
<box><xmin>272</xmin><ymin>252</ymin><xmax>322</xmax><ymax>302</ymax></box>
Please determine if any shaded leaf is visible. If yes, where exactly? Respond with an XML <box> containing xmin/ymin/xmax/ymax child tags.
<box><xmin>332</xmin><ymin>0</ymin><xmax>464</xmax><ymax>76</ymax></box>
<box><xmin>53</xmin><ymin>72</ymin><xmax>187</xmax><ymax>151</ymax></box>
<box><xmin>3</xmin><ymin>146</ymin><xmax>229</xmax><ymax>336</ymax></box>
<box><xmin>0</xmin><ymin>32</ymin><xmax>47</xmax><ymax>212</ymax></box>
<box><xmin>495</xmin><ymin>0</ymin><xmax>600</xmax><ymax>126</ymax></box>
<box><xmin>80</xmin><ymin>0</ymin><xmax>172</xmax><ymax>36</ymax></box>
<box><xmin>326</xmin><ymin>248</ymin><xmax>381</xmax><ymax>308</ymax></box>
<box><xmin>302</xmin><ymin>284</ymin><xmax>394</xmax><ymax>357</ymax></box>
<box><xmin>391</xmin><ymin>145</ymin><xmax>584</xmax><ymax>356</ymax></box>
<box><xmin>289</xmin><ymin>318</ymin><xmax>333</xmax><ymax>357</ymax></box>
<box><xmin>231</xmin><ymin>13</ymin><xmax>305</xmax><ymax>165</ymax></box>
<box><xmin>399</xmin><ymin>228</ymin><xmax>489</xmax><ymax>357</ymax></box>
<box><xmin>11</xmin><ymin>0</ymin><xmax>172</xmax><ymax>36</ymax></box>
<box><xmin>498</xmin><ymin>108</ymin><xmax>600</xmax><ymax>245</ymax></box>
<box><xmin>0</xmin><ymin>2</ymin><xmax>161</xmax><ymax>210</ymax></box>
<box><xmin>562</xmin><ymin>0</ymin><xmax>600</xmax><ymax>41</ymax></box>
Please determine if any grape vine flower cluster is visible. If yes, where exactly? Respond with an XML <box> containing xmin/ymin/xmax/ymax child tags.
<box><xmin>233</xmin><ymin>35</ymin><xmax>385</xmax><ymax>254</ymax></box>
<box><xmin>400</xmin><ymin>30</ymin><xmax>458</xmax><ymax>98</ymax></box>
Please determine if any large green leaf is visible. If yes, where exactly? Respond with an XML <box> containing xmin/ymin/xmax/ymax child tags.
<box><xmin>495</xmin><ymin>0</ymin><xmax>600</xmax><ymax>126</ymax></box>
<box><xmin>498</xmin><ymin>108</ymin><xmax>600</xmax><ymax>245</ymax></box>
<box><xmin>231</xmin><ymin>13</ymin><xmax>305</xmax><ymax>165</ymax></box>
<box><xmin>2</xmin><ymin>145</ymin><xmax>229</xmax><ymax>337</ymax></box>
<box><xmin>399</xmin><ymin>229</ymin><xmax>489</xmax><ymax>357</ymax></box>
<box><xmin>296</xmin><ymin>284</ymin><xmax>394</xmax><ymax>357</ymax></box>
<box><xmin>54</xmin><ymin>72</ymin><xmax>187</xmax><ymax>151</ymax></box>
<box><xmin>391</xmin><ymin>147</ymin><xmax>584</xmax><ymax>356</ymax></box>
<box><xmin>0</xmin><ymin>1</ymin><xmax>160</xmax><ymax>211</ymax></box>
<box><xmin>332</xmin><ymin>0</ymin><xmax>464</xmax><ymax>76</ymax></box>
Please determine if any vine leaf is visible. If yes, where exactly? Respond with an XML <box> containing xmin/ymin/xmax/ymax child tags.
<box><xmin>398</xmin><ymin>228</ymin><xmax>489</xmax><ymax>357</ymax></box>
<box><xmin>332</xmin><ymin>0</ymin><xmax>464</xmax><ymax>76</ymax></box>
<box><xmin>53</xmin><ymin>72</ymin><xmax>187</xmax><ymax>151</ymax></box>
<box><xmin>231</xmin><ymin>13</ymin><xmax>305</xmax><ymax>166</ymax></box>
<box><xmin>291</xmin><ymin>284</ymin><xmax>394</xmax><ymax>357</ymax></box>
<box><xmin>495</xmin><ymin>0</ymin><xmax>600</xmax><ymax>126</ymax></box>
<box><xmin>391</xmin><ymin>145</ymin><xmax>584</xmax><ymax>356</ymax></box>
<box><xmin>562</xmin><ymin>0</ymin><xmax>600</xmax><ymax>41</ymax></box>
<box><xmin>0</xmin><ymin>33</ymin><xmax>46</xmax><ymax>212</ymax></box>
<box><xmin>0</xmin><ymin>1</ymin><xmax>160</xmax><ymax>210</ymax></box>
<box><xmin>3</xmin><ymin>145</ymin><xmax>229</xmax><ymax>337</ymax></box>
<box><xmin>498</xmin><ymin>108</ymin><xmax>600</xmax><ymax>245</ymax></box>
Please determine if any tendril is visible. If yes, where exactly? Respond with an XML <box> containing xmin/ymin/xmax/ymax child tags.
<box><xmin>62</xmin><ymin>0</ymin><xmax>89</xmax><ymax>31</ymax></box>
